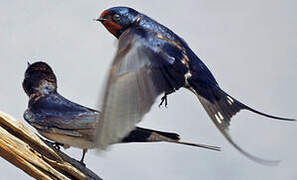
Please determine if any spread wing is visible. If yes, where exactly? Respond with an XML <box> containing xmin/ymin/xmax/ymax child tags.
<box><xmin>96</xmin><ymin>28</ymin><xmax>187</xmax><ymax>148</ymax></box>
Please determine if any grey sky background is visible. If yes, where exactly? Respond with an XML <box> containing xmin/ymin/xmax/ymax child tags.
<box><xmin>0</xmin><ymin>0</ymin><xmax>296</xmax><ymax>179</ymax></box>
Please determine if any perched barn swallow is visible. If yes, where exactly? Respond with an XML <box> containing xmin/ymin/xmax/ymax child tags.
<box><xmin>23</xmin><ymin>61</ymin><xmax>220</xmax><ymax>163</ymax></box>
<box><xmin>95</xmin><ymin>6</ymin><xmax>295</xmax><ymax>164</ymax></box>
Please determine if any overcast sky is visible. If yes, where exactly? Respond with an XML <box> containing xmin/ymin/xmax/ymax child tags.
<box><xmin>0</xmin><ymin>0</ymin><xmax>296</xmax><ymax>179</ymax></box>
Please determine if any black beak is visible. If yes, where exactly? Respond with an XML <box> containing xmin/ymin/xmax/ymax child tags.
<box><xmin>93</xmin><ymin>17</ymin><xmax>107</xmax><ymax>22</ymax></box>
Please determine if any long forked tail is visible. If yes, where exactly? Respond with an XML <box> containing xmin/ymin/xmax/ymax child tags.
<box><xmin>121</xmin><ymin>127</ymin><xmax>220</xmax><ymax>151</ymax></box>
<box><xmin>187</xmin><ymin>81</ymin><xmax>295</xmax><ymax>165</ymax></box>
<box><xmin>244</xmin><ymin>104</ymin><xmax>296</xmax><ymax>121</ymax></box>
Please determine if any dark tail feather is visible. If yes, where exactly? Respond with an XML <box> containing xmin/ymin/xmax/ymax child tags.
<box><xmin>244</xmin><ymin>105</ymin><xmax>296</xmax><ymax>121</ymax></box>
<box><xmin>188</xmin><ymin>79</ymin><xmax>295</xmax><ymax>165</ymax></box>
<box><xmin>121</xmin><ymin>127</ymin><xmax>180</xmax><ymax>142</ymax></box>
<box><xmin>190</xmin><ymin>82</ymin><xmax>295</xmax><ymax>125</ymax></box>
<box><xmin>221</xmin><ymin>87</ymin><xmax>296</xmax><ymax>121</ymax></box>
<box><xmin>166</xmin><ymin>140</ymin><xmax>221</xmax><ymax>151</ymax></box>
<box><xmin>222</xmin><ymin>88</ymin><xmax>296</xmax><ymax>121</ymax></box>
<box><xmin>121</xmin><ymin>127</ymin><xmax>220</xmax><ymax>151</ymax></box>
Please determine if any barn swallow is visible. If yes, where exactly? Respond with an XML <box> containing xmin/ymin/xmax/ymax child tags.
<box><xmin>23</xmin><ymin>61</ymin><xmax>220</xmax><ymax>163</ymax></box>
<box><xmin>95</xmin><ymin>6</ymin><xmax>295</xmax><ymax>165</ymax></box>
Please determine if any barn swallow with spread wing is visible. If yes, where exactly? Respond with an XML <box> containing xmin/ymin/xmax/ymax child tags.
<box><xmin>95</xmin><ymin>6</ymin><xmax>295</xmax><ymax>165</ymax></box>
<box><xmin>23</xmin><ymin>61</ymin><xmax>220</xmax><ymax>163</ymax></box>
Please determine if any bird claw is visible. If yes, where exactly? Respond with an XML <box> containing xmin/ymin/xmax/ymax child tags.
<box><xmin>159</xmin><ymin>94</ymin><xmax>168</xmax><ymax>108</ymax></box>
<box><xmin>53</xmin><ymin>142</ymin><xmax>64</xmax><ymax>150</ymax></box>
<box><xmin>44</xmin><ymin>140</ymin><xmax>64</xmax><ymax>150</ymax></box>
<box><xmin>79</xmin><ymin>160</ymin><xmax>86</xmax><ymax>167</ymax></box>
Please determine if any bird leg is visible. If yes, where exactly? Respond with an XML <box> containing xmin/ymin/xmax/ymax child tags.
<box><xmin>80</xmin><ymin>149</ymin><xmax>88</xmax><ymax>166</ymax></box>
<box><xmin>159</xmin><ymin>92</ymin><xmax>171</xmax><ymax>107</ymax></box>
<box><xmin>159</xmin><ymin>94</ymin><xmax>168</xmax><ymax>107</ymax></box>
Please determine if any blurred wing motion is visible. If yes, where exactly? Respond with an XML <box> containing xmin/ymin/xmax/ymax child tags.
<box><xmin>96</xmin><ymin>28</ymin><xmax>186</xmax><ymax>148</ymax></box>
<box><xmin>24</xmin><ymin>87</ymin><xmax>220</xmax><ymax>151</ymax></box>
<box><xmin>96</xmin><ymin>22</ymin><xmax>295</xmax><ymax>165</ymax></box>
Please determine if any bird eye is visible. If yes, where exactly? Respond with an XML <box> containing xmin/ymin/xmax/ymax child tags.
<box><xmin>113</xmin><ymin>14</ymin><xmax>121</xmax><ymax>21</ymax></box>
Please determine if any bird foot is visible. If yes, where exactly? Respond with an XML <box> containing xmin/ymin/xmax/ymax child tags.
<box><xmin>159</xmin><ymin>94</ymin><xmax>168</xmax><ymax>108</ymax></box>
<box><xmin>44</xmin><ymin>140</ymin><xmax>64</xmax><ymax>150</ymax></box>
<box><xmin>53</xmin><ymin>142</ymin><xmax>64</xmax><ymax>150</ymax></box>
<box><xmin>79</xmin><ymin>160</ymin><xmax>86</xmax><ymax>167</ymax></box>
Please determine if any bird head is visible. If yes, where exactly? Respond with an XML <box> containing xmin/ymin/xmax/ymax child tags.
<box><xmin>95</xmin><ymin>6</ymin><xmax>140</xmax><ymax>38</ymax></box>
<box><xmin>23</xmin><ymin>61</ymin><xmax>57</xmax><ymax>96</ymax></box>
